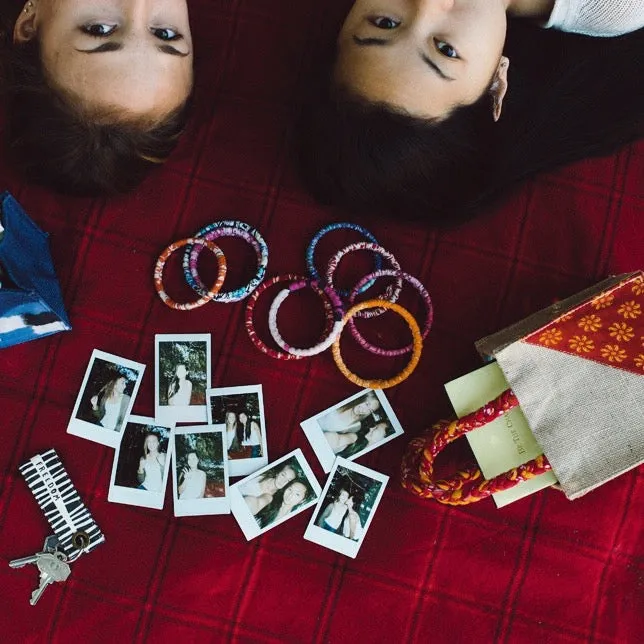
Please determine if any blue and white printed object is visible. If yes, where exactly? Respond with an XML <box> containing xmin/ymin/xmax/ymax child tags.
<box><xmin>0</xmin><ymin>192</ymin><xmax>71</xmax><ymax>348</ymax></box>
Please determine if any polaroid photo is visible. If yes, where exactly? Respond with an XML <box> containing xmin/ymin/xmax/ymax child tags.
<box><xmin>300</xmin><ymin>389</ymin><xmax>404</xmax><ymax>473</ymax></box>
<box><xmin>230</xmin><ymin>449</ymin><xmax>321</xmax><ymax>541</ymax></box>
<box><xmin>304</xmin><ymin>457</ymin><xmax>388</xmax><ymax>559</ymax></box>
<box><xmin>172</xmin><ymin>425</ymin><xmax>230</xmax><ymax>517</ymax></box>
<box><xmin>155</xmin><ymin>334</ymin><xmax>211</xmax><ymax>424</ymax></box>
<box><xmin>206</xmin><ymin>384</ymin><xmax>268</xmax><ymax>477</ymax></box>
<box><xmin>108</xmin><ymin>415</ymin><xmax>174</xmax><ymax>510</ymax></box>
<box><xmin>67</xmin><ymin>349</ymin><xmax>145</xmax><ymax>448</ymax></box>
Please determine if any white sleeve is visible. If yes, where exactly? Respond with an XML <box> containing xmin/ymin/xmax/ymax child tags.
<box><xmin>544</xmin><ymin>0</ymin><xmax>644</xmax><ymax>37</ymax></box>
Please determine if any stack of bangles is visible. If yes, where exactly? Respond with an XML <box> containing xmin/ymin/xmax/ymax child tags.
<box><xmin>154</xmin><ymin>221</ymin><xmax>433</xmax><ymax>388</ymax></box>
<box><xmin>153</xmin><ymin>220</ymin><xmax>269</xmax><ymax>310</ymax></box>
<box><xmin>245</xmin><ymin>223</ymin><xmax>434</xmax><ymax>389</ymax></box>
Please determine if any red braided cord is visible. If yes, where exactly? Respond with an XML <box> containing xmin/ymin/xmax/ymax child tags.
<box><xmin>400</xmin><ymin>389</ymin><xmax>553</xmax><ymax>505</ymax></box>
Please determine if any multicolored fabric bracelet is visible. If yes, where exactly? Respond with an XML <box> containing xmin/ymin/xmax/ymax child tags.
<box><xmin>184</xmin><ymin>220</ymin><xmax>268</xmax><ymax>302</ymax></box>
<box><xmin>332</xmin><ymin>299</ymin><xmax>423</xmax><ymax>389</ymax></box>
<box><xmin>306</xmin><ymin>222</ymin><xmax>383</xmax><ymax>298</ymax></box>
<box><xmin>326</xmin><ymin>242</ymin><xmax>403</xmax><ymax>319</ymax></box>
<box><xmin>268</xmin><ymin>279</ymin><xmax>345</xmax><ymax>357</ymax></box>
<box><xmin>245</xmin><ymin>274</ymin><xmax>335</xmax><ymax>360</ymax></box>
<box><xmin>154</xmin><ymin>238</ymin><xmax>227</xmax><ymax>311</ymax></box>
<box><xmin>348</xmin><ymin>270</ymin><xmax>434</xmax><ymax>356</ymax></box>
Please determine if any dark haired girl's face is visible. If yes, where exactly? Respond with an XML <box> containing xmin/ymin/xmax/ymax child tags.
<box><xmin>335</xmin><ymin>0</ymin><xmax>508</xmax><ymax>120</ymax></box>
<box><xmin>283</xmin><ymin>481</ymin><xmax>307</xmax><ymax>508</ymax></box>
<box><xmin>15</xmin><ymin>0</ymin><xmax>193</xmax><ymax>119</ymax></box>
<box><xmin>275</xmin><ymin>465</ymin><xmax>296</xmax><ymax>489</ymax></box>
<box><xmin>187</xmin><ymin>452</ymin><xmax>199</xmax><ymax>468</ymax></box>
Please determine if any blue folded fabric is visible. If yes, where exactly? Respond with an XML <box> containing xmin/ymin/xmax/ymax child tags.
<box><xmin>0</xmin><ymin>191</ymin><xmax>71</xmax><ymax>348</ymax></box>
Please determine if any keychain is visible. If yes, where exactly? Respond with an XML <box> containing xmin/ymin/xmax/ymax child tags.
<box><xmin>8</xmin><ymin>449</ymin><xmax>105</xmax><ymax>605</ymax></box>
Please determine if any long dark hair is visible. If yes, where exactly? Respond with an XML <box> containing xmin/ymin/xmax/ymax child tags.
<box><xmin>0</xmin><ymin>9</ymin><xmax>190</xmax><ymax>196</ymax></box>
<box><xmin>297</xmin><ymin>21</ymin><xmax>644</xmax><ymax>225</ymax></box>
<box><xmin>255</xmin><ymin>478</ymin><xmax>314</xmax><ymax>528</ymax></box>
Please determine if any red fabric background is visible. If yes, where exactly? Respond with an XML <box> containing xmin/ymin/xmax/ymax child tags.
<box><xmin>0</xmin><ymin>1</ymin><xmax>642</xmax><ymax>642</ymax></box>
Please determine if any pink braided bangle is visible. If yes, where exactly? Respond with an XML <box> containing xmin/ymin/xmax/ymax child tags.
<box><xmin>245</xmin><ymin>274</ymin><xmax>335</xmax><ymax>360</ymax></box>
<box><xmin>325</xmin><ymin>242</ymin><xmax>403</xmax><ymax>319</ymax></box>
<box><xmin>268</xmin><ymin>280</ymin><xmax>345</xmax><ymax>357</ymax></box>
<box><xmin>348</xmin><ymin>270</ymin><xmax>434</xmax><ymax>356</ymax></box>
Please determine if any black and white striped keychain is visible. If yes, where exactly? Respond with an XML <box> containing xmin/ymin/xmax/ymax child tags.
<box><xmin>9</xmin><ymin>449</ymin><xmax>105</xmax><ymax>605</ymax></box>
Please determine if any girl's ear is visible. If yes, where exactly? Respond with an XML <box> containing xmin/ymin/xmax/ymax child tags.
<box><xmin>489</xmin><ymin>56</ymin><xmax>510</xmax><ymax>122</ymax></box>
<box><xmin>13</xmin><ymin>2</ymin><xmax>39</xmax><ymax>44</ymax></box>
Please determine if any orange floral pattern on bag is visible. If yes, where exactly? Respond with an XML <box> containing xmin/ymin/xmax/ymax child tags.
<box><xmin>524</xmin><ymin>273</ymin><xmax>644</xmax><ymax>375</ymax></box>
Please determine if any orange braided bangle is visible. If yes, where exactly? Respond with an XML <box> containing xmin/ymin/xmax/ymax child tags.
<box><xmin>332</xmin><ymin>299</ymin><xmax>423</xmax><ymax>389</ymax></box>
<box><xmin>400</xmin><ymin>390</ymin><xmax>553</xmax><ymax>505</ymax></box>
<box><xmin>154</xmin><ymin>238</ymin><xmax>227</xmax><ymax>311</ymax></box>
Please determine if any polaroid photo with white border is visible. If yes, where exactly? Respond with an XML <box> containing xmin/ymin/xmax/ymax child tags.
<box><xmin>300</xmin><ymin>389</ymin><xmax>404</xmax><ymax>473</ymax></box>
<box><xmin>108</xmin><ymin>415</ymin><xmax>174</xmax><ymax>510</ymax></box>
<box><xmin>304</xmin><ymin>457</ymin><xmax>388</xmax><ymax>559</ymax></box>
<box><xmin>206</xmin><ymin>384</ymin><xmax>268</xmax><ymax>477</ymax></box>
<box><xmin>230</xmin><ymin>449</ymin><xmax>321</xmax><ymax>541</ymax></box>
<box><xmin>155</xmin><ymin>334</ymin><xmax>211</xmax><ymax>424</ymax></box>
<box><xmin>172</xmin><ymin>425</ymin><xmax>230</xmax><ymax>517</ymax></box>
<box><xmin>67</xmin><ymin>349</ymin><xmax>145</xmax><ymax>448</ymax></box>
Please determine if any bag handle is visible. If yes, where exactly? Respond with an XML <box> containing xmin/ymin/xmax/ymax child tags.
<box><xmin>401</xmin><ymin>390</ymin><xmax>552</xmax><ymax>505</ymax></box>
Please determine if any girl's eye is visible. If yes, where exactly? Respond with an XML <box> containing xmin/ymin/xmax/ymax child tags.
<box><xmin>151</xmin><ymin>27</ymin><xmax>181</xmax><ymax>41</ymax></box>
<box><xmin>370</xmin><ymin>16</ymin><xmax>401</xmax><ymax>30</ymax></box>
<box><xmin>82</xmin><ymin>23</ymin><xmax>117</xmax><ymax>37</ymax></box>
<box><xmin>435</xmin><ymin>39</ymin><xmax>458</xmax><ymax>59</ymax></box>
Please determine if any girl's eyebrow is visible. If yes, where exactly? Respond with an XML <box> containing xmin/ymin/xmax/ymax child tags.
<box><xmin>352</xmin><ymin>35</ymin><xmax>389</xmax><ymax>46</ymax></box>
<box><xmin>420</xmin><ymin>52</ymin><xmax>454</xmax><ymax>81</ymax></box>
<box><xmin>351</xmin><ymin>35</ymin><xmax>454</xmax><ymax>81</ymax></box>
<box><xmin>77</xmin><ymin>42</ymin><xmax>189</xmax><ymax>57</ymax></box>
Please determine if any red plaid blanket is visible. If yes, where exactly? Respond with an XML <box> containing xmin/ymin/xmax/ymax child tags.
<box><xmin>0</xmin><ymin>1</ymin><xmax>642</xmax><ymax>642</ymax></box>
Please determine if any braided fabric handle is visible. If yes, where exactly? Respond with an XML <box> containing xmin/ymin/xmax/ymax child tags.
<box><xmin>400</xmin><ymin>390</ymin><xmax>552</xmax><ymax>505</ymax></box>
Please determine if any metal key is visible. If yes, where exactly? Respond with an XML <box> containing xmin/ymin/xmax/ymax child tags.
<box><xmin>30</xmin><ymin>553</ymin><xmax>71</xmax><ymax>606</ymax></box>
<box><xmin>8</xmin><ymin>535</ymin><xmax>60</xmax><ymax>569</ymax></box>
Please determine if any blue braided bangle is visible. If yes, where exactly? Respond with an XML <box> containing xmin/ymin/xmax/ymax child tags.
<box><xmin>305</xmin><ymin>222</ymin><xmax>382</xmax><ymax>298</ymax></box>
<box><xmin>184</xmin><ymin>220</ymin><xmax>268</xmax><ymax>303</ymax></box>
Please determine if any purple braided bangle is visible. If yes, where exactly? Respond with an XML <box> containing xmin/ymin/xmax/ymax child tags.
<box><xmin>325</xmin><ymin>242</ymin><xmax>403</xmax><ymax>319</ymax></box>
<box><xmin>348</xmin><ymin>270</ymin><xmax>433</xmax><ymax>356</ymax></box>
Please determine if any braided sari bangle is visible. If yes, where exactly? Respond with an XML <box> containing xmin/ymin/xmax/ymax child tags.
<box><xmin>268</xmin><ymin>280</ymin><xmax>345</xmax><ymax>357</ymax></box>
<box><xmin>400</xmin><ymin>390</ymin><xmax>553</xmax><ymax>505</ymax></box>
<box><xmin>348</xmin><ymin>270</ymin><xmax>434</xmax><ymax>357</ymax></box>
<box><xmin>154</xmin><ymin>238</ymin><xmax>227</xmax><ymax>311</ymax></box>
<box><xmin>326</xmin><ymin>243</ymin><xmax>403</xmax><ymax>319</ymax></box>
<box><xmin>185</xmin><ymin>220</ymin><xmax>268</xmax><ymax>302</ymax></box>
<box><xmin>306</xmin><ymin>222</ymin><xmax>382</xmax><ymax>297</ymax></box>
<box><xmin>245</xmin><ymin>274</ymin><xmax>335</xmax><ymax>360</ymax></box>
<box><xmin>332</xmin><ymin>299</ymin><xmax>423</xmax><ymax>389</ymax></box>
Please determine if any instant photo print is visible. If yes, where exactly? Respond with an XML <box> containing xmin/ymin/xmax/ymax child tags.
<box><xmin>206</xmin><ymin>384</ymin><xmax>268</xmax><ymax>477</ymax></box>
<box><xmin>300</xmin><ymin>389</ymin><xmax>404</xmax><ymax>472</ymax></box>
<box><xmin>108</xmin><ymin>415</ymin><xmax>174</xmax><ymax>510</ymax></box>
<box><xmin>230</xmin><ymin>449</ymin><xmax>321</xmax><ymax>541</ymax></box>
<box><xmin>155</xmin><ymin>334</ymin><xmax>211</xmax><ymax>424</ymax></box>
<box><xmin>304</xmin><ymin>458</ymin><xmax>388</xmax><ymax>559</ymax></box>
<box><xmin>172</xmin><ymin>425</ymin><xmax>230</xmax><ymax>517</ymax></box>
<box><xmin>67</xmin><ymin>349</ymin><xmax>145</xmax><ymax>448</ymax></box>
